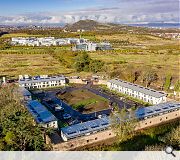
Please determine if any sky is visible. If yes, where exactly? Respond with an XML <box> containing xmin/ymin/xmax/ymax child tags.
<box><xmin>0</xmin><ymin>0</ymin><xmax>179</xmax><ymax>25</ymax></box>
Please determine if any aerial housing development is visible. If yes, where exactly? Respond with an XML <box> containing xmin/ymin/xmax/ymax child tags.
<box><xmin>107</xmin><ymin>79</ymin><xmax>167</xmax><ymax>105</ymax></box>
<box><xmin>1</xmin><ymin>0</ymin><xmax>180</xmax><ymax>152</ymax></box>
<box><xmin>16</xmin><ymin>73</ymin><xmax>180</xmax><ymax>150</ymax></box>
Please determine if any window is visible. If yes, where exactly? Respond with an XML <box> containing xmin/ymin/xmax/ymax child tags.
<box><xmin>95</xmin><ymin>137</ymin><xmax>97</xmax><ymax>140</ymax></box>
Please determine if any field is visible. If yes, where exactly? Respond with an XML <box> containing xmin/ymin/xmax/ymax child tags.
<box><xmin>58</xmin><ymin>89</ymin><xmax>109</xmax><ymax>113</ymax></box>
<box><xmin>89</xmin><ymin>52</ymin><xmax>180</xmax><ymax>79</ymax></box>
<box><xmin>0</xmin><ymin>32</ymin><xmax>179</xmax><ymax>93</ymax></box>
<box><xmin>0</xmin><ymin>54</ymin><xmax>73</xmax><ymax>78</ymax></box>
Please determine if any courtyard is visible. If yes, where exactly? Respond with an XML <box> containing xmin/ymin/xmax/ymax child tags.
<box><xmin>58</xmin><ymin>89</ymin><xmax>109</xmax><ymax>114</ymax></box>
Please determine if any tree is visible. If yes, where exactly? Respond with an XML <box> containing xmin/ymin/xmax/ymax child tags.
<box><xmin>174</xmin><ymin>80</ymin><xmax>180</xmax><ymax>92</ymax></box>
<box><xmin>111</xmin><ymin>106</ymin><xmax>138</xmax><ymax>143</ymax></box>
<box><xmin>163</xmin><ymin>74</ymin><xmax>172</xmax><ymax>91</ymax></box>
<box><xmin>74</xmin><ymin>52</ymin><xmax>91</xmax><ymax>72</ymax></box>
<box><xmin>89</xmin><ymin>59</ymin><xmax>104</xmax><ymax>73</ymax></box>
<box><xmin>160</xmin><ymin>125</ymin><xmax>180</xmax><ymax>149</ymax></box>
<box><xmin>142</xmin><ymin>69</ymin><xmax>158</xmax><ymax>87</ymax></box>
<box><xmin>0</xmin><ymin>84</ymin><xmax>49</xmax><ymax>151</ymax></box>
<box><xmin>125</xmin><ymin>65</ymin><xmax>140</xmax><ymax>83</ymax></box>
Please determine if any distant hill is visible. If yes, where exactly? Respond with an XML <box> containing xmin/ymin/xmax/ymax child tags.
<box><xmin>63</xmin><ymin>20</ymin><xmax>120</xmax><ymax>32</ymax></box>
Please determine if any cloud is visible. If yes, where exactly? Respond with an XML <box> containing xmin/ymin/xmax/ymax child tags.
<box><xmin>0</xmin><ymin>0</ymin><xmax>179</xmax><ymax>24</ymax></box>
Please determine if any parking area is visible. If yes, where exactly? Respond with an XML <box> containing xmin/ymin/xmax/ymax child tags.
<box><xmin>31</xmin><ymin>82</ymin><xmax>140</xmax><ymax>127</ymax></box>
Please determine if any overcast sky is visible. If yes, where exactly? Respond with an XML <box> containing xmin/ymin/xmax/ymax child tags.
<box><xmin>0</xmin><ymin>0</ymin><xmax>179</xmax><ymax>24</ymax></box>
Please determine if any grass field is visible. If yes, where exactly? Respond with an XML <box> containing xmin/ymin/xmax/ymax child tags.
<box><xmin>58</xmin><ymin>89</ymin><xmax>109</xmax><ymax>113</ymax></box>
<box><xmin>0</xmin><ymin>33</ymin><xmax>43</xmax><ymax>38</ymax></box>
<box><xmin>0</xmin><ymin>32</ymin><xmax>179</xmax><ymax>91</ymax></box>
<box><xmin>89</xmin><ymin>52</ymin><xmax>180</xmax><ymax>80</ymax></box>
<box><xmin>0</xmin><ymin>54</ymin><xmax>73</xmax><ymax>78</ymax></box>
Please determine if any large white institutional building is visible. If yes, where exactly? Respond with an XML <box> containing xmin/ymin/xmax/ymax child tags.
<box><xmin>107</xmin><ymin>79</ymin><xmax>167</xmax><ymax>105</ymax></box>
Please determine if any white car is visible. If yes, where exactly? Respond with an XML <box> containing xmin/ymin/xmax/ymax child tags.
<box><xmin>98</xmin><ymin>114</ymin><xmax>107</xmax><ymax>119</ymax></box>
<box><xmin>55</xmin><ymin>104</ymin><xmax>64</xmax><ymax>112</ymax></box>
<box><xmin>63</xmin><ymin>113</ymin><xmax>71</xmax><ymax>120</ymax></box>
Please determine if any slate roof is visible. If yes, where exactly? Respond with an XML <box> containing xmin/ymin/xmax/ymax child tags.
<box><xmin>19</xmin><ymin>75</ymin><xmax>65</xmax><ymax>84</ymax></box>
<box><xmin>61</xmin><ymin>117</ymin><xmax>110</xmax><ymax>139</ymax></box>
<box><xmin>26</xmin><ymin>100</ymin><xmax>57</xmax><ymax>123</ymax></box>
<box><xmin>108</xmin><ymin>79</ymin><xmax>166</xmax><ymax>98</ymax></box>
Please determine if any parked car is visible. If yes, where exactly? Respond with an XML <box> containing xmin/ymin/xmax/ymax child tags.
<box><xmin>63</xmin><ymin>113</ymin><xmax>71</xmax><ymax>120</ymax></box>
<box><xmin>54</xmin><ymin>104</ymin><xmax>64</xmax><ymax>112</ymax></box>
<box><xmin>98</xmin><ymin>114</ymin><xmax>107</xmax><ymax>119</ymax></box>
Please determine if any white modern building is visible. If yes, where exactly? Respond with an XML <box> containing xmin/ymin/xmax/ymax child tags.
<box><xmin>107</xmin><ymin>79</ymin><xmax>167</xmax><ymax>105</ymax></box>
<box><xmin>18</xmin><ymin>75</ymin><xmax>66</xmax><ymax>89</ymax></box>
<box><xmin>73</xmin><ymin>42</ymin><xmax>112</xmax><ymax>51</ymax></box>
<box><xmin>11</xmin><ymin>37</ymin><xmax>87</xmax><ymax>46</ymax></box>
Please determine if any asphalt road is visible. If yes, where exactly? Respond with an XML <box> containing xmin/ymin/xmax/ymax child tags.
<box><xmin>32</xmin><ymin>82</ymin><xmax>137</xmax><ymax>122</ymax></box>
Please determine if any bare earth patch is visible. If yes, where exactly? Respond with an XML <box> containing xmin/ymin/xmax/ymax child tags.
<box><xmin>58</xmin><ymin>89</ymin><xmax>109</xmax><ymax>114</ymax></box>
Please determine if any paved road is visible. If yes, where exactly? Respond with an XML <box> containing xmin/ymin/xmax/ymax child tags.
<box><xmin>32</xmin><ymin>82</ymin><xmax>137</xmax><ymax>122</ymax></box>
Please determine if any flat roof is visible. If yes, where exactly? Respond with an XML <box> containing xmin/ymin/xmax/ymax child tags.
<box><xmin>136</xmin><ymin>102</ymin><xmax>180</xmax><ymax>119</ymax></box>
<box><xmin>26</xmin><ymin>100</ymin><xmax>57</xmax><ymax>124</ymax></box>
<box><xmin>19</xmin><ymin>75</ymin><xmax>65</xmax><ymax>84</ymax></box>
<box><xmin>61</xmin><ymin>117</ymin><xmax>110</xmax><ymax>139</ymax></box>
<box><xmin>108</xmin><ymin>79</ymin><xmax>166</xmax><ymax>98</ymax></box>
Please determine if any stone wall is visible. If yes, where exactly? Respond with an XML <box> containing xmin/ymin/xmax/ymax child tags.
<box><xmin>136</xmin><ymin>109</ymin><xmax>179</xmax><ymax>130</ymax></box>
<box><xmin>93</xmin><ymin>80</ymin><xmax>107</xmax><ymax>85</ymax></box>
<box><xmin>68</xmin><ymin>79</ymin><xmax>87</xmax><ymax>84</ymax></box>
<box><xmin>49</xmin><ymin>109</ymin><xmax>180</xmax><ymax>151</ymax></box>
<box><xmin>52</xmin><ymin>129</ymin><xmax>115</xmax><ymax>151</ymax></box>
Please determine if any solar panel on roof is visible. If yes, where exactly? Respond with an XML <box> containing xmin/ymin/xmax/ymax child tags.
<box><xmin>169</xmin><ymin>105</ymin><xmax>175</xmax><ymax>108</ymax></box>
<box><xmin>162</xmin><ymin>107</ymin><xmax>168</xmax><ymax>109</ymax></box>
<box><xmin>101</xmin><ymin>122</ymin><xmax>108</xmax><ymax>126</ymax></box>
<box><xmin>139</xmin><ymin>113</ymin><xmax>145</xmax><ymax>116</ymax></box>
<box><xmin>79</xmin><ymin>128</ymin><xmax>88</xmax><ymax>132</ymax></box>
<box><xmin>147</xmin><ymin>111</ymin><xmax>153</xmax><ymax>114</ymax></box>
<box><xmin>67</xmin><ymin>131</ymin><xmax>76</xmax><ymax>135</ymax></box>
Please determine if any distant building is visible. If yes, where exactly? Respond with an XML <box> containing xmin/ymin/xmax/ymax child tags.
<box><xmin>107</xmin><ymin>79</ymin><xmax>167</xmax><ymax>105</ymax></box>
<box><xmin>61</xmin><ymin>117</ymin><xmax>110</xmax><ymax>141</ymax></box>
<box><xmin>73</xmin><ymin>42</ymin><xmax>112</xmax><ymax>51</ymax></box>
<box><xmin>11</xmin><ymin>37</ymin><xmax>87</xmax><ymax>46</ymax></box>
<box><xmin>26</xmin><ymin>100</ymin><xmax>58</xmax><ymax>128</ymax></box>
<box><xmin>18</xmin><ymin>75</ymin><xmax>66</xmax><ymax>89</ymax></box>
